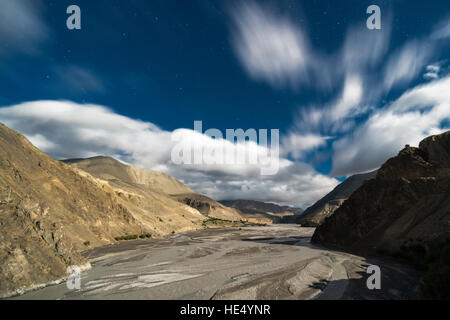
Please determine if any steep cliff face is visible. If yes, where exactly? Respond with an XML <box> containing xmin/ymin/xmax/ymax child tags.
<box><xmin>0</xmin><ymin>123</ymin><xmax>144</xmax><ymax>297</ymax></box>
<box><xmin>299</xmin><ymin>170</ymin><xmax>377</xmax><ymax>227</ymax></box>
<box><xmin>312</xmin><ymin>131</ymin><xmax>450</xmax><ymax>255</ymax></box>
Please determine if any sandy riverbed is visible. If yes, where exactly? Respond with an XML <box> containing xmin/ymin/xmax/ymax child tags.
<box><xmin>12</xmin><ymin>224</ymin><xmax>420</xmax><ymax>300</ymax></box>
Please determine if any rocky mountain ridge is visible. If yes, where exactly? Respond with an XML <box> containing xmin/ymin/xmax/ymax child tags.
<box><xmin>312</xmin><ymin>131</ymin><xmax>450</xmax><ymax>298</ymax></box>
<box><xmin>299</xmin><ymin>170</ymin><xmax>377</xmax><ymax>227</ymax></box>
<box><xmin>0</xmin><ymin>123</ymin><xmax>242</xmax><ymax>297</ymax></box>
<box><xmin>65</xmin><ymin>156</ymin><xmax>243</xmax><ymax>223</ymax></box>
<box><xmin>220</xmin><ymin>199</ymin><xmax>304</xmax><ymax>224</ymax></box>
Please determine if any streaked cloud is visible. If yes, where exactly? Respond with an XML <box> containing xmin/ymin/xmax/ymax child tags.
<box><xmin>281</xmin><ymin>133</ymin><xmax>329</xmax><ymax>159</ymax></box>
<box><xmin>423</xmin><ymin>64</ymin><xmax>441</xmax><ymax>80</ymax></box>
<box><xmin>1</xmin><ymin>2</ymin><xmax>448</xmax><ymax>207</ymax></box>
<box><xmin>0</xmin><ymin>100</ymin><xmax>338</xmax><ymax>206</ymax></box>
<box><xmin>230</xmin><ymin>3</ymin><xmax>448</xmax><ymax>184</ymax></box>
<box><xmin>52</xmin><ymin>65</ymin><xmax>106</xmax><ymax>93</ymax></box>
<box><xmin>432</xmin><ymin>16</ymin><xmax>450</xmax><ymax>39</ymax></box>
<box><xmin>341</xmin><ymin>20</ymin><xmax>392</xmax><ymax>72</ymax></box>
<box><xmin>0</xmin><ymin>0</ymin><xmax>50</xmax><ymax>56</ymax></box>
<box><xmin>332</xmin><ymin>76</ymin><xmax>450</xmax><ymax>176</ymax></box>
<box><xmin>229</xmin><ymin>1</ymin><xmax>310</xmax><ymax>89</ymax></box>
<box><xmin>329</xmin><ymin>74</ymin><xmax>363</xmax><ymax>122</ymax></box>
<box><xmin>293</xmin><ymin>74</ymin><xmax>367</xmax><ymax>136</ymax></box>
<box><xmin>383</xmin><ymin>40</ymin><xmax>434</xmax><ymax>91</ymax></box>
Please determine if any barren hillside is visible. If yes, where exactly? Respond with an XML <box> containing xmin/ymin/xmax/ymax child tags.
<box><xmin>65</xmin><ymin>157</ymin><xmax>243</xmax><ymax>223</ymax></box>
<box><xmin>0</xmin><ymin>123</ymin><xmax>145</xmax><ymax>297</ymax></box>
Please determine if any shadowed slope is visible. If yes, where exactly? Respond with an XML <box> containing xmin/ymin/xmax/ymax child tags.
<box><xmin>312</xmin><ymin>131</ymin><xmax>450</xmax><ymax>252</ymax></box>
<box><xmin>299</xmin><ymin>170</ymin><xmax>377</xmax><ymax>227</ymax></box>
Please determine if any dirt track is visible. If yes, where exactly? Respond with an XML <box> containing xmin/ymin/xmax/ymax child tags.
<box><xmin>13</xmin><ymin>225</ymin><xmax>421</xmax><ymax>300</ymax></box>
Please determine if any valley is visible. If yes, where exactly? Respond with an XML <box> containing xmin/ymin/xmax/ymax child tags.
<box><xmin>0</xmin><ymin>121</ymin><xmax>447</xmax><ymax>300</ymax></box>
<box><xmin>12</xmin><ymin>224</ymin><xmax>420</xmax><ymax>300</ymax></box>
<box><xmin>1</xmin><ymin>0</ymin><xmax>449</xmax><ymax>305</ymax></box>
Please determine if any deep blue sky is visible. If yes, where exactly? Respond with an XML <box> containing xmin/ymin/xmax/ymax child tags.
<box><xmin>0</xmin><ymin>0</ymin><xmax>449</xmax><ymax>205</ymax></box>
<box><xmin>1</xmin><ymin>0</ymin><xmax>447</xmax><ymax>130</ymax></box>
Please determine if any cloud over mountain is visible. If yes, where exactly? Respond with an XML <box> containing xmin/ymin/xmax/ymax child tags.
<box><xmin>332</xmin><ymin>76</ymin><xmax>450</xmax><ymax>176</ymax></box>
<box><xmin>0</xmin><ymin>100</ymin><xmax>338</xmax><ymax>207</ymax></box>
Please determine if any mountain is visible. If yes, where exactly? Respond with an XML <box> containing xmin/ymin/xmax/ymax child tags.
<box><xmin>0</xmin><ymin>123</ymin><xmax>145</xmax><ymax>297</ymax></box>
<box><xmin>0</xmin><ymin>122</ymin><xmax>241</xmax><ymax>297</ymax></box>
<box><xmin>64</xmin><ymin>157</ymin><xmax>243</xmax><ymax>222</ymax></box>
<box><xmin>63</xmin><ymin>156</ymin><xmax>195</xmax><ymax>195</ymax></box>
<box><xmin>299</xmin><ymin>170</ymin><xmax>378</xmax><ymax>227</ymax></box>
<box><xmin>220</xmin><ymin>199</ymin><xmax>304</xmax><ymax>224</ymax></box>
<box><xmin>171</xmin><ymin>193</ymin><xmax>244</xmax><ymax>221</ymax></box>
<box><xmin>312</xmin><ymin>131</ymin><xmax>450</xmax><ymax>298</ymax></box>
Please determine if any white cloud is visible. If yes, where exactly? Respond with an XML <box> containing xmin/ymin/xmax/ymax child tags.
<box><xmin>27</xmin><ymin>133</ymin><xmax>57</xmax><ymax>150</ymax></box>
<box><xmin>383</xmin><ymin>40</ymin><xmax>434</xmax><ymax>91</ymax></box>
<box><xmin>423</xmin><ymin>64</ymin><xmax>441</xmax><ymax>80</ymax></box>
<box><xmin>281</xmin><ymin>133</ymin><xmax>329</xmax><ymax>159</ymax></box>
<box><xmin>53</xmin><ymin>65</ymin><xmax>105</xmax><ymax>93</ymax></box>
<box><xmin>170</xmin><ymin>126</ymin><xmax>286</xmax><ymax>177</ymax></box>
<box><xmin>242</xmin><ymin>8</ymin><xmax>447</xmax><ymax>182</ymax></box>
<box><xmin>0</xmin><ymin>100</ymin><xmax>338</xmax><ymax>206</ymax></box>
<box><xmin>228</xmin><ymin>2</ymin><xmax>394</xmax><ymax>96</ymax></box>
<box><xmin>0</xmin><ymin>0</ymin><xmax>49</xmax><ymax>55</ymax></box>
<box><xmin>342</xmin><ymin>22</ymin><xmax>391</xmax><ymax>71</ymax></box>
<box><xmin>424</xmin><ymin>72</ymin><xmax>439</xmax><ymax>80</ymax></box>
<box><xmin>293</xmin><ymin>74</ymin><xmax>366</xmax><ymax>135</ymax></box>
<box><xmin>332</xmin><ymin>76</ymin><xmax>450</xmax><ymax>176</ymax></box>
<box><xmin>432</xmin><ymin>17</ymin><xmax>450</xmax><ymax>39</ymax></box>
<box><xmin>0</xmin><ymin>100</ymin><xmax>171</xmax><ymax>163</ymax></box>
<box><xmin>230</xmin><ymin>1</ymin><xmax>309</xmax><ymax>89</ymax></box>
<box><xmin>330</xmin><ymin>74</ymin><xmax>363</xmax><ymax>121</ymax></box>
<box><xmin>426</xmin><ymin>65</ymin><xmax>440</xmax><ymax>73</ymax></box>
<box><xmin>178</xmin><ymin>161</ymin><xmax>338</xmax><ymax>207</ymax></box>
<box><xmin>207</xmin><ymin>165</ymin><xmax>339</xmax><ymax>207</ymax></box>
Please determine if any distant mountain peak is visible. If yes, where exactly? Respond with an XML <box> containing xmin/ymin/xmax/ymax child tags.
<box><xmin>220</xmin><ymin>199</ymin><xmax>304</xmax><ymax>224</ymax></box>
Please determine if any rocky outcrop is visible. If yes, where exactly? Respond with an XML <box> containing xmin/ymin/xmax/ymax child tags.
<box><xmin>312</xmin><ymin>131</ymin><xmax>450</xmax><ymax>255</ymax></box>
<box><xmin>172</xmin><ymin>194</ymin><xmax>243</xmax><ymax>222</ymax></box>
<box><xmin>299</xmin><ymin>170</ymin><xmax>377</xmax><ymax>227</ymax></box>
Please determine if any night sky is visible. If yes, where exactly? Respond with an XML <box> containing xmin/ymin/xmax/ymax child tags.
<box><xmin>0</xmin><ymin>0</ymin><xmax>449</xmax><ymax>207</ymax></box>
